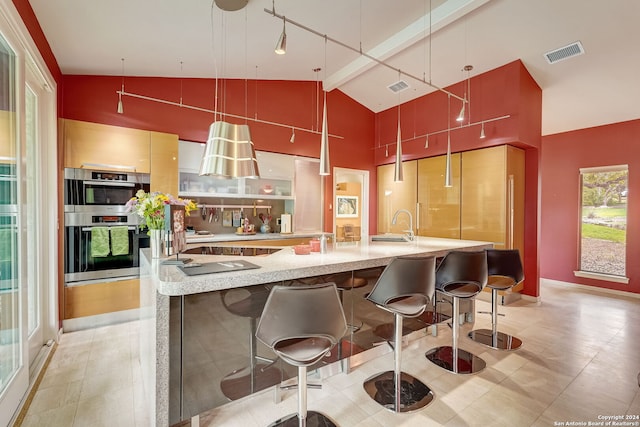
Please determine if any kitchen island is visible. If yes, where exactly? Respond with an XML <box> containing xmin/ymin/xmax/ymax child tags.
<box><xmin>139</xmin><ymin>236</ymin><xmax>492</xmax><ymax>426</ymax></box>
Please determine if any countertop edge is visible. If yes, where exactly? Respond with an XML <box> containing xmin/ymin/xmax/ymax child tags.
<box><xmin>144</xmin><ymin>237</ymin><xmax>493</xmax><ymax>297</ymax></box>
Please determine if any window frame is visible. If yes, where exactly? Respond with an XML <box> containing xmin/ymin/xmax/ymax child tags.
<box><xmin>574</xmin><ymin>164</ymin><xmax>629</xmax><ymax>284</ymax></box>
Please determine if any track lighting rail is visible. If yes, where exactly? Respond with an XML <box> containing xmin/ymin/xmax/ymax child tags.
<box><xmin>264</xmin><ymin>7</ymin><xmax>467</xmax><ymax>104</ymax></box>
<box><xmin>115</xmin><ymin>90</ymin><xmax>344</xmax><ymax>139</ymax></box>
<box><xmin>379</xmin><ymin>114</ymin><xmax>511</xmax><ymax>150</ymax></box>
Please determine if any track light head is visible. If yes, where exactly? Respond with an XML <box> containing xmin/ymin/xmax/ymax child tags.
<box><xmin>456</xmin><ymin>103</ymin><xmax>465</xmax><ymax>122</ymax></box>
<box><xmin>275</xmin><ymin>18</ymin><xmax>287</xmax><ymax>54</ymax></box>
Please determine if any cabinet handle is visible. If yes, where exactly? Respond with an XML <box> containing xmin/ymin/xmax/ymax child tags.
<box><xmin>81</xmin><ymin>162</ymin><xmax>136</xmax><ymax>172</ymax></box>
<box><xmin>508</xmin><ymin>174</ymin><xmax>514</xmax><ymax>249</ymax></box>
<box><xmin>416</xmin><ymin>202</ymin><xmax>420</xmax><ymax>232</ymax></box>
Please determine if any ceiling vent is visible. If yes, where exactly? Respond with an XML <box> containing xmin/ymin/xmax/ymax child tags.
<box><xmin>544</xmin><ymin>41</ymin><xmax>585</xmax><ymax>64</ymax></box>
<box><xmin>388</xmin><ymin>80</ymin><xmax>409</xmax><ymax>93</ymax></box>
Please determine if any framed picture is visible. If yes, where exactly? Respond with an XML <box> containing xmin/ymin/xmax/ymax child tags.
<box><xmin>336</xmin><ymin>195</ymin><xmax>358</xmax><ymax>218</ymax></box>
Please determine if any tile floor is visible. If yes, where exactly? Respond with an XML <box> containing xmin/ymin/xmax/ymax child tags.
<box><xmin>21</xmin><ymin>280</ymin><xmax>640</xmax><ymax>427</ymax></box>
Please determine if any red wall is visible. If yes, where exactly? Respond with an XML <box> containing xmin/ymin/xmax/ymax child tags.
<box><xmin>374</xmin><ymin>60</ymin><xmax>542</xmax><ymax>298</ymax></box>
<box><xmin>541</xmin><ymin>120</ymin><xmax>640</xmax><ymax>294</ymax></box>
<box><xmin>62</xmin><ymin>75</ymin><xmax>376</xmax><ymax>234</ymax></box>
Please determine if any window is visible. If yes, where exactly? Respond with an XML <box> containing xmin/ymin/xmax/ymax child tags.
<box><xmin>576</xmin><ymin>165</ymin><xmax>628</xmax><ymax>282</ymax></box>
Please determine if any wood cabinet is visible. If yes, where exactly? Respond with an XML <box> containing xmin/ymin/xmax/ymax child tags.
<box><xmin>63</xmin><ymin>119</ymin><xmax>151</xmax><ymax>173</ymax></box>
<box><xmin>377</xmin><ymin>160</ymin><xmax>417</xmax><ymax>234</ymax></box>
<box><xmin>417</xmin><ymin>153</ymin><xmax>461</xmax><ymax>238</ymax></box>
<box><xmin>460</xmin><ymin>145</ymin><xmax>524</xmax><ymax>251</ymax></box>
<box><xmin>64</xmin><ymin>278</ymin><xmax>140</xmax><ymax>319</ymax></box>
<box><xmin>150</xmin><ymin>131</ymin><xmax>178</xmax><ymax>195</ymax></box>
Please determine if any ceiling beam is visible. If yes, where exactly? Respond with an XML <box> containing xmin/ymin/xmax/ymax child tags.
<box><xmin>323</xmin><ymin>0</ymin><xmax>492</xmax><ymax>92</ymax></box>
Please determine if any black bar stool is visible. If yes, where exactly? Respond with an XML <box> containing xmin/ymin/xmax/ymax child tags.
<box><xmin>256</xmin><ymin>282</ymin><xmax>347</xmax><ymax>427</ymax></box>
<box><xmin>425</xmin><ymin>250</ymin><xmax>487</xmax><ymax>374</ymax></box>
<box><xmin>363</xmin><ymin>256</ymin><xmax>436</xmax><ymax>412</ymax></box>
<box><xmin>468</xmin><ymin>249</ymin><xmax>524</xmax><ymax>350</ymax></box>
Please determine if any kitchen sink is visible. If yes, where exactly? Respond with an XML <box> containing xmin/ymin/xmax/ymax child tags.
<box><xmin>371</xmin><ymin>234</ymin><xmax>410</xmax><ymax>242</ymax></box>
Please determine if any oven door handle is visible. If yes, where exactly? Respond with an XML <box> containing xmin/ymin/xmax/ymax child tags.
<box><xmin>81</xmin><ymin>226</ymin><xmax>137</xmax><ymax>231</ymax></box>
<box><xmin>82</xmin><ymin>180</ymin><xmax>136</xmax><ymax>188</ymax></box>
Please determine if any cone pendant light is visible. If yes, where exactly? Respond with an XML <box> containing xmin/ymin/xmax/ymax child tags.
<box><xmin>319</xmin><ymin>91</ymin><xmax>330</xmax><ymax>175</ymax></box>
<box><xmin>444</xmin><ymin>131</ymin><xmax>452</xmax><ymax>187</ymax></box>
<box><xmin>394</xmin><ymin>120</ymin><xmax>403</xmax><ymax>182</ymax></box>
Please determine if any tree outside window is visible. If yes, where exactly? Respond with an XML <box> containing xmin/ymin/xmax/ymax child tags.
<box><xmin>579</xmin><ymin>165</ymin><xmax>628</xmax><ymax>277</ymax></box>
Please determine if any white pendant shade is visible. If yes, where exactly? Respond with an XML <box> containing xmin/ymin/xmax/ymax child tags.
<box><xmin>394</xmin><ymin>121</ymin><xmax>403</xmax><ymax>182</ymax></box>
<box><xmin>319</xmin><ymin>93</ymin><xmax>330</xmax><ymax>176</ymax></box>
<box><xmin>444</xmin><ymin>132</ymin><xmax>452</xmax><ymax>187</ymax></box>
<box><xmin>199</xmin><ymin>121</ymin><xmax>260</xmax><ymax>178</ymax></box>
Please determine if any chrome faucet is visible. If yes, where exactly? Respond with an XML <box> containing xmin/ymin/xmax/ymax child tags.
<box><xmin>391</xmin><ymin>209</ymin><xmax>415</xmax><ymax>241</ymax></box>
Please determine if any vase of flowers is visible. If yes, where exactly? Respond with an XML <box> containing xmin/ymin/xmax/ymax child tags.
<box><xmin>125</xmin><ymin>190</ymin><xmax>196</xmax><ymax>258</ymax></box>
<box><xmin>258</xmin><ymin>212</ymin><xmax>272</xmax><ymax>233</ymax></box>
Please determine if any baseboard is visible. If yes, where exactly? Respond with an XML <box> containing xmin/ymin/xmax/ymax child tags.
<box><xmin>10</xmin><ymin>341</ymin><xmax>57</xmax><ymax>426</ymax></box>
<box><xmin>541</xmin><ymin>278</ymin><xmax>640</xmax><ymax>300</ymax></box>
<box><xmin>62</xmin><ymin>307</ymin><xmax>140</xmax><ymax>332</ymax></box>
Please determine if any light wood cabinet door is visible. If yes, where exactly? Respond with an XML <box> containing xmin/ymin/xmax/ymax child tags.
<box><xmin>417</xmin><ymin>153</ymin><xmax>461</xmax><ymax>238</ymax></box>
<box><xmin>150</xmin><ymin>131</ymin><xmax>178</xmax><ymax>195</ymax></box>
<box><xmin>63</xmin><ymin>119</ymin><xmax>151</xmax><ymax>173</ymax></box>
<box><xmin>460</xmin><ymin>145</ymin><xmax>524</xmax><ymax>250</ymax></box>
<box><xmin>377</xmin><ymin>160</ymin><xmax>417</xmax><ymax>234</ymax></box>
<box><xmin>64</xmin><ymin>278</ymin><xmax>140</xmax><ymax>319</ymax></box>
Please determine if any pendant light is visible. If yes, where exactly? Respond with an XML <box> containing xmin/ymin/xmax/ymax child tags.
<box><xmin>394</xmin><ymin>105</ymin><xmax>403</xmax><ymax>182</ymax></box>
<box><xmin>199</xmin><ymin>5</ymin><xmax>260</xmax><ymax>179</ymax></box>
<box><xmin>445</xmin><ymin>95</ymin><xmax>452</xmax><ymax>187</ymax></box>
<box><xmin>319</xmin><ymin>37</ymin><xmax>330</xmax><ymax>176</ymax></box>
<box><xmin>319</xmin><ymin>91</ymin><xmax>330</xmax><ymax>175</ymax></box>
<box><xmin>116</xmin><ymin>58</ymin><xmax>124</xmax><ymax>114</ymax></box>
<box><xmin>480</xmin><ymin>122</ymin><xmax>486</xmax><ymax>139</ymax></box>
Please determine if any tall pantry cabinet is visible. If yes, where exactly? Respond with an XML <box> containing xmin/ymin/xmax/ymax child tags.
<box><xmin>460</xmin><ymin>145</ymin><xmax>525</xmax><ymax>252</ymax></box>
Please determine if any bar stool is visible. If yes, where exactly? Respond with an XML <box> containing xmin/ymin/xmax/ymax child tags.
<box><xmin>468</xmin><ymin>249</ymin><xmax>524</xmax><ymax>350</ymax></box>
<box><xmin>425</xmin><ymin>250</ymin><xmax>487</xmax><ymax>374</ymax></box>
<box><xmin>363</xmin><ymin>256</ymin><xmax>436</xmax><ymax>412</ymax></box>
<box><xmin>256</xmin><ymin>282</ymin><xmax>347</xmax><ymax>427</ymax></box>
<box><xmin>220</xmin><ymin>285</ymin><xmax>284</xmax><ymax>400</ymax></box>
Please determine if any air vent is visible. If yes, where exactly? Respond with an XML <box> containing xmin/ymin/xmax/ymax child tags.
<box><xmin>388</xmin><ymin>80</ymin><xmax>409</xmax><ymax>93</ymax></box>
<box><xmin>544</xmin><ymin>41</ymin><xmax>585</xmax><ymax>64</ymax></box>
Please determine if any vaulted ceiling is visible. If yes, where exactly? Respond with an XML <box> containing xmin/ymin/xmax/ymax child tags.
<box><xmin>29</xmin><ymin>0</ymin><xmax>640</xmax><ymax>135</ymax></box>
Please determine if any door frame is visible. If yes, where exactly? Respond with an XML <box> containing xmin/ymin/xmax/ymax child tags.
<box><xmin>0</xmin><ymin>1</ymin><xmax>59</xmax><ymax>425</ymax></box>
<box><xmin>332</xmin><ymin>167</ymin><xmax>370</xmax><ymax>241</ymax></box>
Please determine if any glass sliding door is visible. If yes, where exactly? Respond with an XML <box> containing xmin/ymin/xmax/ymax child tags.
<box><xmin>0</xmin><ymin>29</ymin><xmax>27</xmax><ymax>427</ymax></box>
<box><xmin>25</xmin><ymin>81</ymin><xmax>42</xmax><ymax>361</ymax></box>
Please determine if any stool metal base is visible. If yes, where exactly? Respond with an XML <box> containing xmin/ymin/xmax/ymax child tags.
<box><xmin>468</xmin><ymin>329</ymin><xmax>523</xmax><ymax>350</ymax></box>
<box><xmin>267</xmin><ymin>411</ymin><xmax>338</xmax><ymax>427</ymax></box>
<box><xmin>363</xmin><ymin>371</ymin><xmax>434</xmax><ymax>413</ymax></box>
<box><xmin>425</xmin><ymin>346</ymin><xmax>486</xmax><ymax>374</ymax></box>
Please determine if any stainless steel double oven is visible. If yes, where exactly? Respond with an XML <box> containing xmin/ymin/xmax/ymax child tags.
<box><xmin>64</xmin><ymin>168</ymin><xmax>150</xmax><ymax>285</ymax></box>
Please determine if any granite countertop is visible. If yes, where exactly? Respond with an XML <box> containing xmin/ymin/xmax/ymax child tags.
<box><xmin>146</xmin><ymin>236</ymin><xmax>492</xmax><ymax>297</ymax></box>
